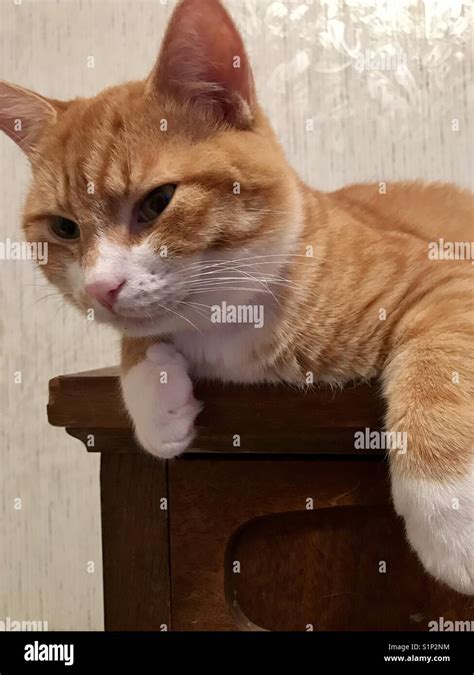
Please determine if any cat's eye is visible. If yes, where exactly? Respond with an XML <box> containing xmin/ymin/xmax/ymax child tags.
<box><xmin>137</xmin><ymin>184</ymin><xmax>176</xmax><ymax>224</ymax></box>
<box><xmin>51</xmin><ymin>216</ymin><xmax>80</xmax><ymax>240</ymax></box>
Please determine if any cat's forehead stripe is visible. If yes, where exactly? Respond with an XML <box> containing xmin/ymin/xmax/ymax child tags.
<box><xmin>92</xmin><ymin>113</ymin><xmax>125</xmax><ymax>196</ymax></box>
<box><xmin>43</xmin><ymin>102</ymin><xmax>131</xmax><ymax>215</ymax></box>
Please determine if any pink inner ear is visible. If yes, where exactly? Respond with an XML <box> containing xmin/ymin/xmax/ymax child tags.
<box><xmin>153</xmin><ymin>0</ymin><xmax>255</xmax><ymax>124</ymax></box>
<box><xmin>0</xmin><ymin>81</ymin><xmax>57</xmax><ymax>154</ymax></box>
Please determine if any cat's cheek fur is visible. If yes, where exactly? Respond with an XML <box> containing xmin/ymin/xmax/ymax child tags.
<box><xmin>120</xmin><ymin>343</ymin><xmax>202</xmax><ymax>459</ymax></box>
<box><xmin>391</xmin><ymin>468</ymin><xmax>474</xmax><ymax>595</ymax></box>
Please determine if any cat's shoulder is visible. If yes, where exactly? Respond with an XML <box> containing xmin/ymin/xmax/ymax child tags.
<box><xmin>328</xmin><ymin>180</ymin><xmax>473</xmax><ymax>241</ymax></box>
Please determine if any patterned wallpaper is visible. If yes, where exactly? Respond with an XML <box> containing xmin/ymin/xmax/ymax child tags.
<box><xmin>0</xmin><ymin>0</ymin><xmax>472</xmax><ymax>629</ymax></box>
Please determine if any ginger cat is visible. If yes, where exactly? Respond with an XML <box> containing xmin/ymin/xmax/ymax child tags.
<box><xmin>0</xmin><ymin>0</ymin><xmax>472</xmax><ymax>596</ymax></box>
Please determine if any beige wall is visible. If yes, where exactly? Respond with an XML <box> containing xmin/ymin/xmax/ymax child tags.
<box><xmin>0</xmin><ymin>0</ymin><xmax>471</xmax><ymax>630</ymax></box>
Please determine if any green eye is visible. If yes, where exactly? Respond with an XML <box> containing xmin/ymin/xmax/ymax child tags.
<box><xmin>138</xmin><ymin>184</ymin><xmax>176</xmax><ymax>224</ymax></box>
<box><xmin>51</xmin><ymin>216</ymin><xmax>80</xmax><ymax>240</ymax></box>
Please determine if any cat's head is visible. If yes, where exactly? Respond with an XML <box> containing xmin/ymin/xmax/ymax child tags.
<box><xmin>0</xmin><ymin>0</ymin><xmax>303</xmax><ymax>337</ymax></box>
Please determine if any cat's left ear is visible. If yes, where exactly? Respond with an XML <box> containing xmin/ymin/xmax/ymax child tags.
<box><xmin>0</xmin><ymin>80</ymin><xmax>59</xmax><ymax>158</ymax></box>
<box><xmin>147</xmin><ymin>0</ymin><xmax>256</xmax><ymax>129</ymax></box>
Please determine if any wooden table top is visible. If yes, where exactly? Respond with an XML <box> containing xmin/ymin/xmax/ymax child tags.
<box><xmin>48</xmin><ymin>368</ymin><xmax>386</xmax><ymax>456</ymax></box>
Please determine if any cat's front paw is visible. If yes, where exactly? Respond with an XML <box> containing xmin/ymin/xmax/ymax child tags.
<box><xmin>392</xmin><ymin>470</ymin><xmax>474</xmax><ymax>595</ymax></box>
<box><xmin>121</xmin><ymin>343</ymin><xmax>202</xmax><ymax>459</ymax></box>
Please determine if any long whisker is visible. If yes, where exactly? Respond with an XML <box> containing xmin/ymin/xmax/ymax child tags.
<box><xmin>180</xmin><ymin>300</ymin><xmax>214</xmax><ymax>309</ymax></box>
<box><xmin>178</xmin><ymin>278</ymin><xmax>299</xmax><ymax>292</ymax></box>
<box><xmin>158</xmin><ymin>303</ymin><xmax>203</xmax><ymax>334</ymax></box>
<box><xmin>175</xmin><ymin>300</ymin><xmax>213</xmax><ymax>322</ymax></box>
<box><xmin>174</xmin><ymin>274</ymin><xmax>291</xmax><ymax>286</ymax></box>
<box><xmin>173</xmin><ymin>253</ymin><xmax>317</xmax><ymax>274</ymax></box>
<box><xmin>33</xmin><ymin>291</ymin><xmax>74</xmax><ymax>304</ymax></box>
<box><xmin>230</xmin><ymin>266</ymin><xmax>282</xmax><ymax>307</ymax></box>
<box><xmin>187</xmin><ymin>287</ymin><xmax>284</xmax><ymax>296</ymax></box>
<box><xmin>174</xmin><ymin>274</ymin><xmax>301</xmax><ymax>290</ymax></box>
<box><xmin>179</xmin><ymin>264</ymin><xmax>302</xmax><ymax>280</ymax></box>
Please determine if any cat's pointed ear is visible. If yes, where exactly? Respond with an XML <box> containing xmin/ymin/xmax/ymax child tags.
<box><xmin>0</xmin><ymin>80</ymin><xmax>58</xmax><ymax>157</ymax></box>
<box><xmin>148</xmin><ymin>0</ymin><xmax>256</xmax><ymax>128</ymax></box>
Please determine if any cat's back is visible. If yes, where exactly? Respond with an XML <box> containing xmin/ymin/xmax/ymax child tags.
<box><xmin>330</xmin><ymin>180</ymin><xmax>473</xmax><ymax>242</ymax></box>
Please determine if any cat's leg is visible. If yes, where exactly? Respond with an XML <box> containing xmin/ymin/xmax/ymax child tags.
<box><xmin>120</xmin><ymin>337</ymin><xmax>202</xmax><ymax>458</ymax></box>
<box><xmin>383</xmin><ymin>326</ymin><xmax>474</xmax><ymax>594</ymax></box>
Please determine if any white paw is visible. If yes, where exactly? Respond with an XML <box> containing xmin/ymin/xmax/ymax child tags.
<box><xmin>391</xmin><ymin>468</ymin><xmax>474</xmax><ymax>595</ymax></box>
<box><xmin>121</xmin><ymin>343</ymin><xmax>202</xmax><ymax>458</ymax></box>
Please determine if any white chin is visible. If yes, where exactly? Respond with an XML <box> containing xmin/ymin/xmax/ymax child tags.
<box><xmin>114</xmin><ymin>314</ymin><xmax>183</xmax><ymax>338</ymax></box>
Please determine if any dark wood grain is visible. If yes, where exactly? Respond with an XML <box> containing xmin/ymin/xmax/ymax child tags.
<box><xmin>100</xmin><ymin>452</ymin><xmax>170</xmax><ymax>630</ymax></box>
<box><xmin>48</xmin><ymin>368</ymin><xmax>473</xmax><ymax>632</ymax></box>
<box><xmin>228</xmin><ymin>508</ymin><xmax>474</xmax><ymax>631</ymax></box>
<box><xmin>49</xmin><ymin>367</ymin><xmax>385</xmax><ymax>455</ymax></box>
<box><xmin>169</xmin><ymin>458</ymin><xmax>474</xmax><ymax>631</ymax></box>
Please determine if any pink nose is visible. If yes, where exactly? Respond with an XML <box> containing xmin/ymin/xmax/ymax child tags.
<box><xmin>85</xmin><ymin>279</ymin><xmax>125</xmax><ymax>310</ymax></box>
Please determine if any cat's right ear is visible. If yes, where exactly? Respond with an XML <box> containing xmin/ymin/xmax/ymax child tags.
<box><xmin>0</xmin><ymin>80</ymin><xmax>59</xmax><ymax>159</ymax></box>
